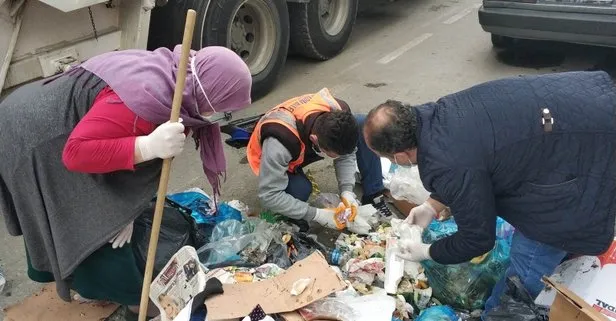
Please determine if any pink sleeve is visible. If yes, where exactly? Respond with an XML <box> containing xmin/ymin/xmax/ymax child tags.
<box><xmin>62</xmin><ymin>87</ymin><xmax>156</xmax><ymax>174</ymax></box>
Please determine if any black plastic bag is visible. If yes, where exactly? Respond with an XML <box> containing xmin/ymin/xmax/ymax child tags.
<box><xmin>483</xmin><ymin>276</ymin><xmax>549</xmax><ymax>321</ymax></box>
<box><xmin>133</xmin><ymin>198</ymin><xmax>207</xmax><ymax>277</ymax></box>
<box><xmin>265</xmin><ymin>232</ymin><xmax>331</xmax><ymax>269</ymax></box>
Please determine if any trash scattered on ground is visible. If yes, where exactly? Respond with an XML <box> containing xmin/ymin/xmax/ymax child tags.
<box><xmin>204</xmin><ymin>251</ymin><xmax>347</xmax><ymax>320</ymax></box>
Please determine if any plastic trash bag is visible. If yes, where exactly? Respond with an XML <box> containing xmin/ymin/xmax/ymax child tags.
<box><xmin>388</xmin><ymin>164</ymin><xmax>431</xmax><ymax>205</ymax></box>
<box><xmin>300</xmin><ymin>294</ymin><xmax>396</xmax><ymax>321</ymax></box>
<box><xmin>420</xmin><ymin>217</ymin><xmax>513</xmax><ymax>311</ymax></box>
<box><xmin>133</xmin><ymin>199</ymin><xmax>205</xmax><ymax>277</ymax></box>
<box><xmin>210</xmin><ymin>219</ymin><xmax>246</xmax><ymax>241</ymax></box>
<box><xmin>313</xmin><ymin>193</ymin><xmax>342</xmax><ymax>208</ymax></box>
<box><xmin>167</xmin><ymin>189</ymin><xmax>242</xmax><ymax>225</ymax></box>
<box><xmin>265</xmin><ymin>232</ymin><xmax>331</xmax><ymax>269</ymax></box>
<box><xmin>197</xmin><ymin>218</ymin><xmax>276</xmax><ymax>268</ymax></box>
<box><xmin>483</xmin><ymin>276</ymin><xmax>549</xmax><ymax>321</ymax></box>
<box><xmin>416</xmin><ymin>306</ymin><xmax>460</xmax><ymax>321</ymax></box>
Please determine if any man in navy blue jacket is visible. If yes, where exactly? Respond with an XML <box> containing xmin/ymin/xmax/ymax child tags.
<box><xmin>363</xmin><ymin>71</ymin><xmax>616</xmax><ymax>312</ymax></box>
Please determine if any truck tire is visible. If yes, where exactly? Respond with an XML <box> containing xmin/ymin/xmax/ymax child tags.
<box><xmin>201</xmin><ymin>0</ymin><xmax>289</xmax><ymax>100</ymax></box>
<box><xmin>288</xmin><ymin>0</ymin><xmax>359</xmax><ymax>60</ymax></box>
<box><xmin>149</xmin><ymin>0</ymin><xmax>289</xmax><ymax>100</ymax></box>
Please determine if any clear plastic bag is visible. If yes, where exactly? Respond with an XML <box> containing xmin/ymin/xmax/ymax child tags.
<box><xmin>300</xmin><ymin>294</ymin><xmax>396</xmax><ymax>321</ymax></box>
<box><xmin>210</xmin><ymin>219</ymin><xmax>246</xmax><ymax>241</ymax></box>
<box><xmin>420</xmin><ymin>218</ymin><xmax>513</xmax><ymax>311</ymax></box>
<box><xmin>389</xmin><ymin>165</ymin><xmax>431</xmax><ymax>204</ymax></box>
<box><xmin>197</xmin><ymin>218</ymin><xmax>276</xmax><ymax>268</ymax></box>
<box><xmin>313</xmin><ymin>193</ymin><xmax>342</xmax><ymax>208</ymax></box>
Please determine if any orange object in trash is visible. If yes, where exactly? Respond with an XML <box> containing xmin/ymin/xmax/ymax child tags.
<box><xmin>598</xmin><ymin>238</ymin><xmax>616</xmax><ymax>267</ymax></box>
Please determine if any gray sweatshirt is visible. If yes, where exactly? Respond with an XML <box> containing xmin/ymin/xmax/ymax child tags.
<box><xmin>258</xmin><ymin>137</ymin><xmax>357</xmax><ymax>221</ymax></box>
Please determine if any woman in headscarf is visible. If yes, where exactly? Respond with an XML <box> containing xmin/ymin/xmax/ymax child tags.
<box><xmin>0</xmin><ymin>45</ymin><xmax>251</xmax><ymax>315</ymax></box>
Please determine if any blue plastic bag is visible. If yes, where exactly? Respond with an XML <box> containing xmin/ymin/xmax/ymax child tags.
<box><xmin>167</xmin><ymin>191</ymin><xmax>242</xmax><ymax>225</ymax></box>
<box><xmin>416</xmin><ymin>306</ymin><xmax>459</xmax><ymax>321</ymax></box>
<box><xmin>420</xmin><ymin>217</ymin><xmax>514</xmax><ymax>311</ymax></box>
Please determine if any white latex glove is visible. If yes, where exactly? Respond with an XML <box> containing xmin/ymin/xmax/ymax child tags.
<box><xmin>341</xmin><ymin>191</ymin><xmax>360</xmax><ymax>222</ymax></box>
<box><xmin>109</xmin><ymin>221</ymin><xmax>133</xmax><ymax>249</ymax></box>
<box><xmin>397</xmin><ymin>238</ymin><xmax>432</xmax><ymax>262</ymax></box>
<box><xmin>346</xmin><ymin>204</ymin><xmax>379</xmax><ymax>235</ymax></box>
<box><xmin>314</xmin><ymin>203</ymin><xmax>347</xmax><ymax>230</ymax></box>
<box><xmin>405</xmin><ymin>202</ymin><xmax>437</xmax><ymax>229</ymax></box>
<box><xmin>396</xmin><ymin>224</ymin><xmax>431</xmax><ymax>262</ymax></box>
<box><xmin>136</xmin><ymin>119</ymin><xmax>186</xmax><ymax>161</ymax></box>
<box><xmin>347</xmin><ymin>216</ymin><xmax>371</xmax><ymax>235</ymax></box>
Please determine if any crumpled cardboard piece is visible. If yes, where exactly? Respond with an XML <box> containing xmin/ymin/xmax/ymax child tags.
<box><xmin>205</xmin><ymin>251</ymin><xmax>347</xmax><ymax>320</ymax></box>
<box><xmin>544</xmin><ymin>277</ymin><xmax>608</xmax><ymax>321</ymax></box>
<box><xmin>2</xmin><ymin>283</ymin><xmax>118</xmax><ymax>321</ymax></box>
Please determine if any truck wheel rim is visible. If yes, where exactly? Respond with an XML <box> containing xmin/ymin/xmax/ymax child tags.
<box><xmin>228</xmin><ymin>0</ymin><xmax>277</xmax><ymax>76</ymax></box>
<box><xmin>318</xmin><ymin>0</ymin><xmax>350</xmax><ymax>36</ymax></box>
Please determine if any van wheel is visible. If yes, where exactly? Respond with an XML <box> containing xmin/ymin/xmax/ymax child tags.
<box><xmin>289</xmin><ymin>0</ymin><xmax>359</xmax><ymax>60</ymax></box>
<box><xmin>491</xmin><ymin>34</ymin><xmax>515</xmax><ymax>49</ymax></box>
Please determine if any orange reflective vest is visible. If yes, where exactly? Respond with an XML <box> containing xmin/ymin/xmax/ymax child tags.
<box><xmin>247</xmin><ymin>88</ymin><xmax>342</xmax><ymax>175</ymax></box>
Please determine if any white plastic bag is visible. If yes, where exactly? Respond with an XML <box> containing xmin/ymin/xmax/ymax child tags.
<box><xmin>389</xmin><ymin>165</ymin><xmax>430</xmax><ymax>205</ymax></box>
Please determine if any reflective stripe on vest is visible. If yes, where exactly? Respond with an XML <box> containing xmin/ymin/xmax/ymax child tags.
<box><xmin>247</xmin><ymin>88</ymin><xmax>342</xmax><ymax>175</ymax></box>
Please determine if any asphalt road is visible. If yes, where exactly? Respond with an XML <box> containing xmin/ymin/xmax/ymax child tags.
<box><xmin>1</xmin><ymin>0</ymin><xmax>615</xmax><ymax>319</ymax></box>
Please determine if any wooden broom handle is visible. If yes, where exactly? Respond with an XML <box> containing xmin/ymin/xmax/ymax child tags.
<box><xmin>138</xmin><ymin>9</ymin><xmax>197</xmax><ymax>321</ymax></box>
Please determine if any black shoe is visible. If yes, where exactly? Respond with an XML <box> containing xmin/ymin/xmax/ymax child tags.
<box><xmin>362</xmin><ymin>193</ymin><xmax>393</xmax><ymax>217</ymax></box>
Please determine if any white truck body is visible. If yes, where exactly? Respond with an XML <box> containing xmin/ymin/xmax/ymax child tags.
<box><xmin>0</xmin><ymin>0</ymin><xmax>151</xmax><ymax>93</ymax></box>
<box><xmin>1</xmin><ymin>0</ymin><xmax>362</xmax><ymax>97</ymax></box>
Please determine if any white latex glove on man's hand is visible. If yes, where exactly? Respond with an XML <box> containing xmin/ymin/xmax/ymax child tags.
<box><xmin>340</xmin><ymin>191</ymin><xmax>360</xmax><ymax>222</ymax></box>
<box><xmin>136</xmin><ymin>119</ymin><xmax>186</xmax><ymax>161</ymax></box>
<box><xmin>405</xmin><ymin>202</ymin><xmax>437</xmax><ymax>229</ymax></box>
<box><xmin>314</xmin><ymin>203</ymin><xmax>347</xmax><ymax>230</ymax></box>
<box><xmin>346</xmin><ymin>204</ymin><xmax>379</xmax><ymax>235</ymax></box>
<box><xmin>396</xmin><ymin>224</ymin><xmax>432</xmax><ymax>262</ymax></box>
<box><xmin>397</xmin><ymin>238</ymin><xmax>432</xmax><ymax>262</ymax></box>
<box><xmin>109</xmin><ymin>221</ymin><xmax>133</xmax><ymax>249</ymax></box>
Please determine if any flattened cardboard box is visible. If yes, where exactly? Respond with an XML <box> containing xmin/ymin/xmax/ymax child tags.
<box><xmin>205</xmin><ymin>251</ymin><xmax>347</xmax><ymax>320</ymax></box>
<box><xmin>544</xmin><ymin>277</ymin><xmax>608</xmax><ymax>321</ymax></box>
<box><xmin>3</xmin><ymin>283</ymin><xmax>118</xmax><ymax>321</ymax></box>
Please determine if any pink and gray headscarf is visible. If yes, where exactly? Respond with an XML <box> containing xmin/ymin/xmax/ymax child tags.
<box><xmin>79</xmin><ymin>45</ymin><xmax>252</xmax><ymax>196</ymax></box>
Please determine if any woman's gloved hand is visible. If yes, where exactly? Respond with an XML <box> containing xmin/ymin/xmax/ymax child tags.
<box><xmin>340</xmin><ymin>191</ymin><xmax>360</xmax><ymax>222</ymax></box>
<box><xmin>136</xmin><ymin>119</ymin><xmax>186</xmax><ymax>161</ymax></box>
<box><xmin>314</xmin><ymin>203</ymin><xmax>348</xmax><ymax>230</ymax></box>
<box><xmin>109</xmin><ymin>221</ymin><xmax>133</xmax><ymax>249</ymax></box>
<box><xmin>405</xmin><ymin>202</ymin><xmax>437</xmax><ymax>229</ymax></box>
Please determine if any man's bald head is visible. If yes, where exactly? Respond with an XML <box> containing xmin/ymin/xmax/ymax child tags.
<box><xmin>364</xmin><ymin>100</ymin><xmax>418</xmax><ymax>156</ymax></box>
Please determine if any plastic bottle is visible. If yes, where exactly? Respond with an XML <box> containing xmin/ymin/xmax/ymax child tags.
<box><xmin>327</xmin><ymin>249</ymin><xmax>350</xmax><ymax>267</ymax></box>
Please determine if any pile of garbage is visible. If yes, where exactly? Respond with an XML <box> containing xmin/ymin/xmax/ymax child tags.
<box><xmin>146</xmin><ymin>185</ymin><xmax>517</xmax><ymax>321</ymax></box>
